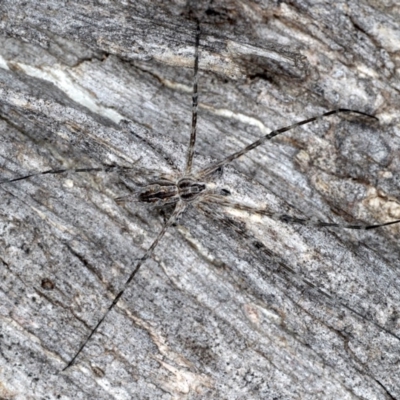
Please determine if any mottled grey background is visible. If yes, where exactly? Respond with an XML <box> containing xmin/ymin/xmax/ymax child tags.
<box><xmin>0</xmin><ymin>1</ymin><xmax>400</xmax><ymax>399</ymax></box>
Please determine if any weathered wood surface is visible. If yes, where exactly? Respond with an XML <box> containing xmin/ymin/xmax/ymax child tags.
<box><xmin>1</xmin><ymin>1</ymin><xmax>400</xmax><ymax>399</ymax></box>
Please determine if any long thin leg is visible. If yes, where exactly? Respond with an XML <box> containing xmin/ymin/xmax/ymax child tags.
<box><xmin>0</xmin><ymin>164</ymin><xmax>137</xmax><ymax>185</ymax></box>
<box><xmin>185</xmin><ymin>21</ymin><xmax>201</xmax><ymax>175</ymax></box>
<box><xmin>202</xmin><ymin>194</ymin><xmax>400</xmax><ymax>230</ymax></box>
<box><xmin>62</xmin><ymin>201</ymin><xmax>186</xmax><ymax>370</ymax></box>
<box><xmin>198</xmin><ymin>109</ymin><xmax>378</xmax><ymax>178</ymax></box>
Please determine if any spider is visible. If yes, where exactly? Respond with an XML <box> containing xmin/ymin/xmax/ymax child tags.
<box><xmin>2</xmin><ymin>20</ymin><xmax>399</xmax><ymax>373</ymax></box>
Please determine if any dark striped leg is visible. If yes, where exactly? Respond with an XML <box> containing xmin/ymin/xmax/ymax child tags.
<box><xmin>62</xmin><ymin>201</ymin><xmax>186</xmax><ymax>370</ymax></box>
<box><xmin>202</xmin><ymin>194</ymin><xmax>400</xmax><ymax>230</ymax></box>
<box><xmin>199</xmin><ymin>109</ymin><xmax>378</xmax><ymax>178</ymax></box>
<box><xmin>185</xmin><ymin>21</ymin><xmax>201</xmax><ymax>175</ymax></box>
<box><xmin>0</xmin><ymin>164</ymin><xmax>138</xmax><ymax>185</ymax></box>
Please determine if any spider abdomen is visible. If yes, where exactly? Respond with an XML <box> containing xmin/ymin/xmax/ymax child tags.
<box><xmin>138</xmin><ymin>184</ymin><xmax>178</xmax><ymax>203</ymax></box>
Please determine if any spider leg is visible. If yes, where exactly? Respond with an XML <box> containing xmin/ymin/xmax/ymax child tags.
<box><xmin>202</xmin><ymin>194</ymin><xmax>400</xmax><ymax>230</ymax></box>
<box><xmin>62</xmin><ymin>200</ymin><xmax>186</xmax><ymax>371</ymax></box>
<box><xmin>185</xmin><ymin>21</ymin><xmax>200</xmax><ymax>175</ymax></box>
<box><xmin>0</xmin><ymin>164</ymin><xmax>139</xmax><ymax>185</ymax></box>
<box><xmin>198</xmin><ymin>109</ymin><xmax>378</xmax><ymax>179</ymax></box>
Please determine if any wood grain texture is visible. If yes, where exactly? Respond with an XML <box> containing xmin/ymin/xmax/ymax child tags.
<box><xmin>1</xmin><ymin>1</ymin><xmax>400</xmax><ymax>399</ymax></box>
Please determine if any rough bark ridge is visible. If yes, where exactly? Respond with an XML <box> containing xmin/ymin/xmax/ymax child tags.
<box><xmin>1</xmin><ymin>1</ymin><xmax>400</xmax><ymax>399</ymax></box>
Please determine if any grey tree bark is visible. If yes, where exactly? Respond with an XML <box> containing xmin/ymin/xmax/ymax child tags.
<box><xmin>1</xmin><ymin>1</ymin><xmax>400</xmax><ymax>399</ymax></box>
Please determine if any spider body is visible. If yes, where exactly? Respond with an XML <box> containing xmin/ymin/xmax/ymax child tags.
<box><xmin>118</xmin><ymin>175</ymin><xmax>207</xmax><ymax>205</ymax></box>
